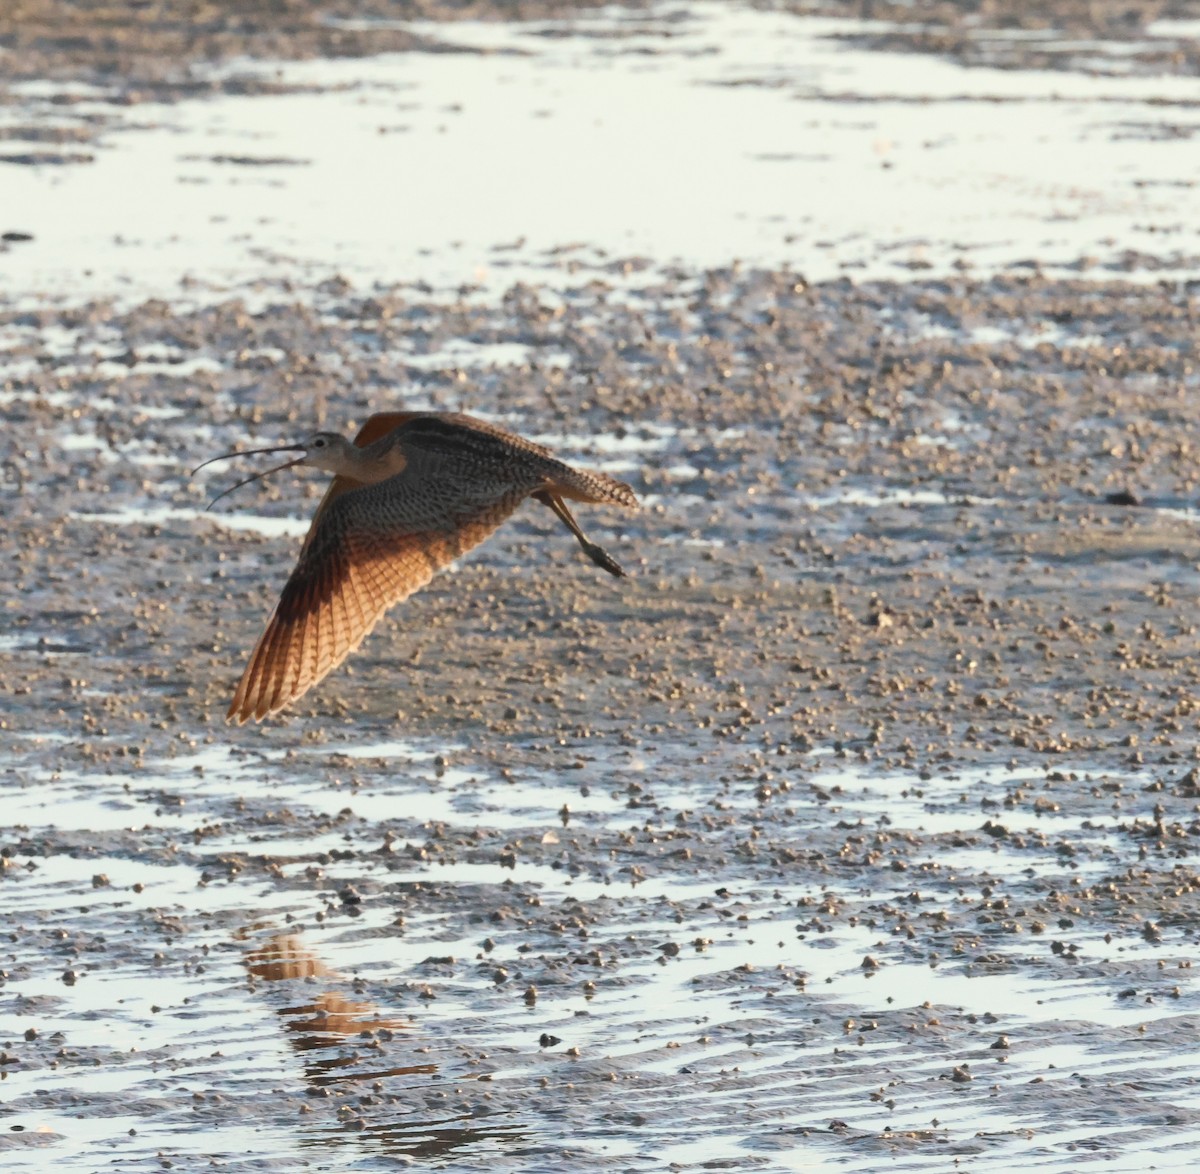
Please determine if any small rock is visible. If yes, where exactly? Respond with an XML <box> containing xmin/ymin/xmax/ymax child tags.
<box><xmin>1104</xmin><ymin>489</ymin><xmax>1141</xmax><ymax>507</ymax></box>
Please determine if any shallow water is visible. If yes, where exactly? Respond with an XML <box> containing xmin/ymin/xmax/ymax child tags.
<box><xmin>7</xmin><ymin>719</ymin><xmax>1199</xmax><ymax>1168</ymax></box>
<box><xmin>4</xmin><ymin>2</ymin><xmax>1200</xmax><ymax>302</ymax></box>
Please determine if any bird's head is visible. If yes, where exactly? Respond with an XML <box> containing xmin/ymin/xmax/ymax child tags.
<box><xmin>192</xmin><ymin>431</ymin><xmax>358</xmax><ymax>511</ymax></box>
<box><xmin>295</xmin><ymin>431</ymin><xmax>358</xmax><ymax>473</ymax></box>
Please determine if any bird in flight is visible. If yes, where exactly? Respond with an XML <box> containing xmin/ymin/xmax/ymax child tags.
<box><xmin>194</xmin><ymin>411</ymin><xmax>638</xmax><ymax>724</ymax></box>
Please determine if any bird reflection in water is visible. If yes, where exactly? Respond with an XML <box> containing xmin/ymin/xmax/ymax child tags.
<box><xmin>244</xmin><ymin>931</ymin><xmax>430</xmax><ymax>1087</ymax></box>
<box><xmin>243</xmin><ymin>931</ymin><xmax>525</xmax><ymax>1160</ymax></box>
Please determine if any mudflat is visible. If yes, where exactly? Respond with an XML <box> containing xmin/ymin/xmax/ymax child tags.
<box><xmin>2</xmin><ymin>2</ymin><xmax>1200</xmax><ymax>1170</ymax></box>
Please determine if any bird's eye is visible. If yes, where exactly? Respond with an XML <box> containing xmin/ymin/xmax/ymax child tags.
<box><xmin>313</xmin><ymin>437</ymin><xmax>326</xmax><ymax>448</ymax></box>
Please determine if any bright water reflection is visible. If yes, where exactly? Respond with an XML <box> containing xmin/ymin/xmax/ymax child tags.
<box><xmin>4</xmin><ymin>2</ymin><xmax>1199</xmax><ymax>301</ymax></box>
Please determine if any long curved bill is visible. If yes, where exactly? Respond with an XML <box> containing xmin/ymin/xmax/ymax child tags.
<box><xmin>191</xmin><ymin>443</ymin><xmax>306</xmax><ymax>512</ymax></box>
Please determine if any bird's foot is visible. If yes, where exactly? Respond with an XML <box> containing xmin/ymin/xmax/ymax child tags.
<box><xmin>584</xmin><ymin>541</ymin><xmax>626</xmax><ymax>578</ymax></box>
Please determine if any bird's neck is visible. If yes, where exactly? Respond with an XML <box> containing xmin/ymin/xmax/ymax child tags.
<box><xmin>340</xmin><ymin>436</ymin><xmax>408</xmax><ymax>484</ymax></box>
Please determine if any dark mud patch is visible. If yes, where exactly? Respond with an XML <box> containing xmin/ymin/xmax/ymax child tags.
<box><xmin>0</xmin><ymin>150</ymin><xmax>95</xmax><ymax>166</ymax></box>
<box><xmin>0</xmin><ymin>0</ymin><xmax>542</xmax><ymax>161</ymax></box>
<box><xmin>0</xmin><ymin>0</ymin><xmax>646</xmax><ymax>100</ymax></box>
<box><xmin>791</xmin><ymin>0</ymin><xmax>1200</xmax><ymax>78</ymax></box>
<box><xmin>3</xmin><ymin>267</ymin><xmax>1200</xmax><ymax>1167</ymax></box>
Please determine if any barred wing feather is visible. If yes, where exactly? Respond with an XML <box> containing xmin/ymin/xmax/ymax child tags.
<box><xmin>228</xmin><ymin>477</ymin><xmax>523</xmax><ymax>724</ymax></box>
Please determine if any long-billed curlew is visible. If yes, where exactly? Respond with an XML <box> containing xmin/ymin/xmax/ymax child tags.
<box><xmin>194</xmin><ymin>411</ymin><xmax>638</xmax><ymax>724</ymax></box>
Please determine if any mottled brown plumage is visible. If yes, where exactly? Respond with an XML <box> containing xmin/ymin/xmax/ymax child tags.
<box><xmin>195</xmin><ymin>412</ymin><xmax>638</xmax><ymax>724</ymax></box>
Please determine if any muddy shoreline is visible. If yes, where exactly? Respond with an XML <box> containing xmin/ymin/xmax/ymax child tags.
<box><xmin>798</xmin><ymin>0</ymin><xmax>1200</xmax><ymax>78</ymax></box>
<box><xmin>5</xmin><ymin>0</ymin><xmax>1198</xmax><ymax>96</ymax></box>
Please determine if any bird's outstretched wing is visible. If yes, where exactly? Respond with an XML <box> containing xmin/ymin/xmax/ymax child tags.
<box><xmin>228</xmin><ymin>473</ymin><xmax>526</xmax><ymax>724</ymax></box>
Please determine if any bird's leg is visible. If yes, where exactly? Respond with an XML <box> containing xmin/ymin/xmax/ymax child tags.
<box><xmin>534</xmin><ymin>490</ymin><xmax>626</xmax><ymax>578</ymax></box>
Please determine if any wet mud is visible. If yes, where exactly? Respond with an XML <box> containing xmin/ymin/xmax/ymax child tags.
<box><xmin>4</xmin><ymin>2</ymin><xmax>1200</xmax><ymax>1172</ymax></box>
<box><xmin>0</xmin><ymin>0</ymin><xmax>607</xmax><ymax>95</ymax></box>
<box><xmin>0</xmin><ymin>0</ymin><xmax>635</xmax><ymax>163</ymax></box>
<box><xmin>800</xmin><ymin>0</ymin><xmax>1200</xmax><ymax>78</ymax></box>
<box><xmin>5</xmin><ymin>269</ymin><xmax>1200</xmax><ymax>1170</ymax></box>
